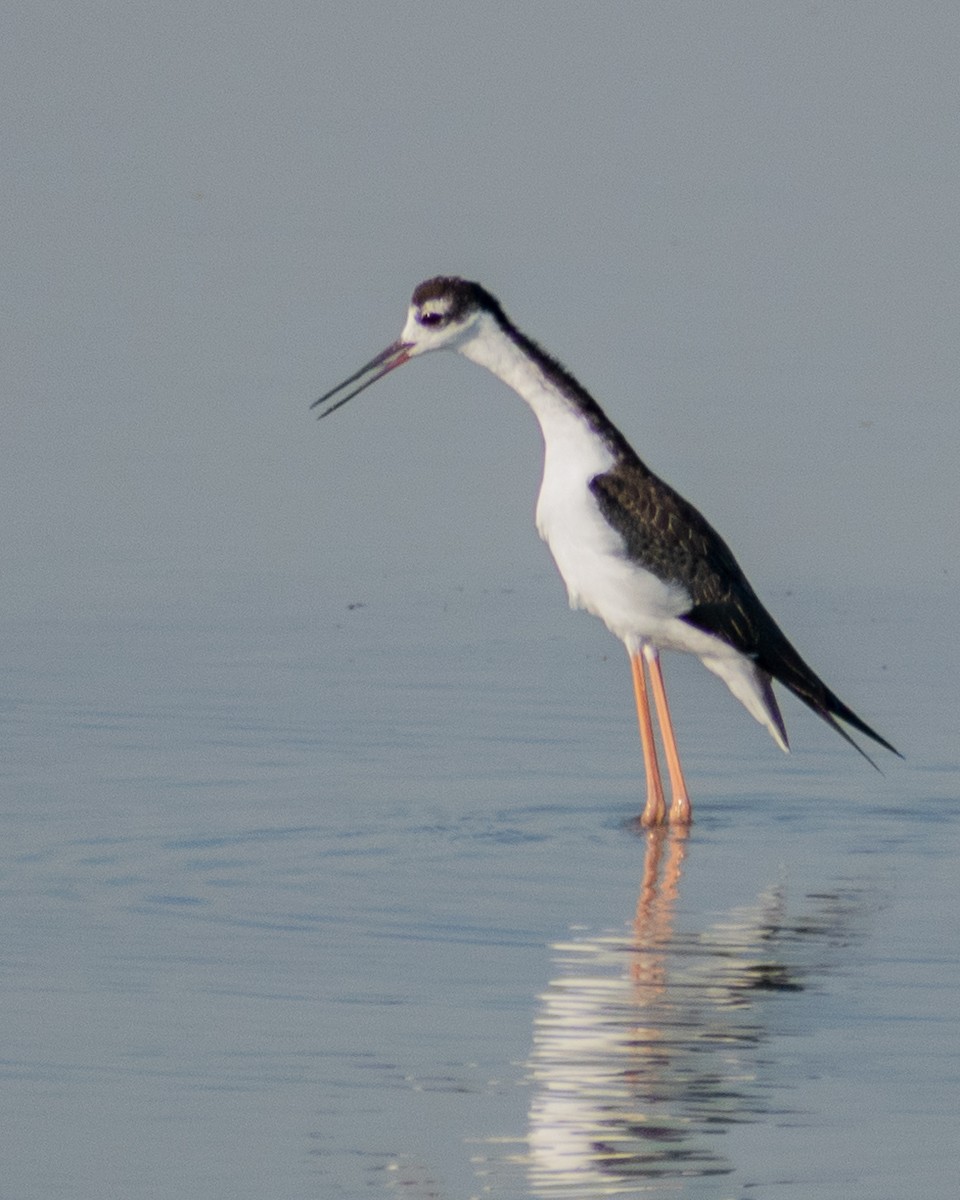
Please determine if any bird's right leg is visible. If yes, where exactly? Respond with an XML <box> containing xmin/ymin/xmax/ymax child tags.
<box><xmin>644</xmin><ymin>644</ymin><xmax>692</xmax><ymax>825</ymax></box>
<box><xmin>629</xmin><ymin>648</ymin><xmax>666</xmax><ymax>826</ymax></box>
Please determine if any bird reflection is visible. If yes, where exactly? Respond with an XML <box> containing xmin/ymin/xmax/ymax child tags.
<box><xmin>629</xmin><ymin>825</ymin><xmax>687</xmax><ymax>999</ymax></box>
<box><xmin>523</xmin><ymin>831</ymin><xmax>866</xmax><ymax>1197</ymax></box>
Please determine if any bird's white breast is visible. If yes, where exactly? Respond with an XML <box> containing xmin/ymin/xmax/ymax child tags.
<box><xmin>532</xmin><ymin>402</ymin><xmax>691</xmax><ymax>643</ymax></box>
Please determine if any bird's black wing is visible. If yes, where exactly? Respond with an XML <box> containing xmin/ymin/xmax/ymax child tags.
<box><xmin>590</xmin><ymin>458</ymin><xmax>899</xmax><ymax>760</ymax></box>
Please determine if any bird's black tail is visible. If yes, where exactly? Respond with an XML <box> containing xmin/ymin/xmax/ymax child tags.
<box><xmin>760</xmin><ymin>633</ymin><xmax>901</xmax><ymax>769</ymax></box>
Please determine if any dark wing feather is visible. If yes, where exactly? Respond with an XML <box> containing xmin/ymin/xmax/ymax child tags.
<box><xmin>589</xmin><ymin>457</ymin><xmax>900</xmax><ymax>761</ymax></box>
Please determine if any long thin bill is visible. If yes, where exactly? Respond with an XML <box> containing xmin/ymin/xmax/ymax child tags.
<box><xmin>311</xmin><ymin>340</ymin><xmax>412</xmax><ymax>420</ymax></box>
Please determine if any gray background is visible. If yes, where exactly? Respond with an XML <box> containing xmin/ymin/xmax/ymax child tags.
<box><xmin>5</xmin><ymin>2</ymin><xmax>956</xmax><ymax>615</ymax></box>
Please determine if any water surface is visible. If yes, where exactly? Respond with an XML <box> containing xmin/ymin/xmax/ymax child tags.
<box><xmin>2</xmin><ymin>575</ymin><xmax>956</xmax><ymax>1198</ymax></box>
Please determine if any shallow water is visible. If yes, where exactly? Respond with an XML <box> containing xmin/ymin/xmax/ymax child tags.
<box><xmin>2</xmin><ymin>574</ymin><xmax>957</xmax><ymax>1198</ymax></box>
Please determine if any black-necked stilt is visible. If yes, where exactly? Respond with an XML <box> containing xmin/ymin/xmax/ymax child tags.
<box><xmin>313</xmin><ymin>277</ymin><xmax>899</xmax><ymax>825</ymax></box>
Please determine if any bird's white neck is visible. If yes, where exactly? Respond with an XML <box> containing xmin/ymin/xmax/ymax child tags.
<box><xmin>457</xmin><ymin>315</ymin><xmax>594</xmax><ymax>445</ymax></box>
<box><xmin>457</xmin><ymin>312</ymin><xmax>618</xmax><ymax>550</ymax></box>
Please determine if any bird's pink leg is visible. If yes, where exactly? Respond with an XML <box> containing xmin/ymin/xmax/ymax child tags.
<box><xmin>643</xmin><ymin>645</ymin><xmax>692</xmax><ymax>825</ymax></box>
<box><xmin>629</xmin><ymin>650</ymin><xmax>666</xmax><ymax>826</ymax></box>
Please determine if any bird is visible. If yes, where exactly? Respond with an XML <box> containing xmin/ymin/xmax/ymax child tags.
<box><xmin>313</xmin><ymin>276</ymin><xmax>899</xmax><ymax>825</ymax></box>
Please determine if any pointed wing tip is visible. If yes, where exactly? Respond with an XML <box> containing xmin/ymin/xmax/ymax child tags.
<box><xmin>823</xmin><ymin>712</ymin><xmax>903</xmax><ymax>773</ymax></box>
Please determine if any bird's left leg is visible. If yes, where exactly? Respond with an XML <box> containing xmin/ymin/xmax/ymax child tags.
<box><xmin>643</xmin><ymin>645</ymin><xmax>692</xmax><ymax>825</ymax></box>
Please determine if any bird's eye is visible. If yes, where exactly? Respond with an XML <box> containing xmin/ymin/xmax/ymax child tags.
<box><xmin>419</xmin><ymin>311</ymin><xmax>443</xmax><ymax>326</ymax></box>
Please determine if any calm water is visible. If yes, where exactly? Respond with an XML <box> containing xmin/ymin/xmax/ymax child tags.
<box><xmin>2</xmin><ymin>573</ymin><xmax>957</xmax><ymax>1199</ymax></box>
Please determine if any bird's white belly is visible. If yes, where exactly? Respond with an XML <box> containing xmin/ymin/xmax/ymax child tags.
<box><xmin>536</xmin><ymin>463</ymin><xmax>786</xmax><ymax>745</ymax></box>
<box><xmin>534</xmin><ymin>438</ymin><xmax>690</xmax><ymax>646</ymax></box>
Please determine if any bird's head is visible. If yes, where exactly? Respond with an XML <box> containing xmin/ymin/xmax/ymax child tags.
<box><xmin>312</xmin><ymin>276</ymin><xmax>502</xmax><ymax>419</ymax></box>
